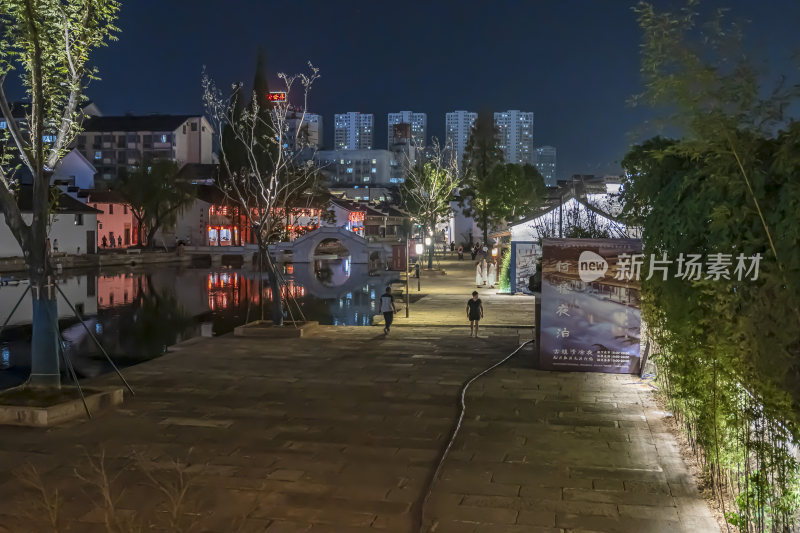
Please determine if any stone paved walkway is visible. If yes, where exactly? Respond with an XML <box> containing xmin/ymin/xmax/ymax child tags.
<box><xmin>378</xmin><ymin>258</ymin><xmax>536</xmax><ymax>327</ymax></box>
<box><xmin>0</xmin><ymin>260</ymin><xmax>719</xmax><ymax>532</ymax></box>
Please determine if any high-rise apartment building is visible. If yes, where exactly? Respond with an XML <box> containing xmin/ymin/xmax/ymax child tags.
<box><xmin>534</xmin><ymin>145</ymin><xmax>557</xmax><ymax>187</ymax></box>
<box><xmin>334</xmin><ymin>112</ymin><xmax>374</xmax><ymax>150</ymax></box>
<box><xmin>445</xmin><ymin>111</ymin><xmax>477</xmax><ymax>169</ymax></box>
<box><xmin>387</xmin><ymin>111</ymin><xmax>427</xmax><ymax>147</ymax></box>
<box><xmin>494</xmin><ymin>110</ymin><xmax>534</xmax><ymax>165</ymax></box>
<box><xmin>77</xmin><ymin>115</ymin><xmax>214</xmax><ymax>181</ymax></box>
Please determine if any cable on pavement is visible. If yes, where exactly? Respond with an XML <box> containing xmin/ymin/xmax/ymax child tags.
<box><xmin>417</xmin><ymin>338</ymin><xmax>534</xmax><ymax>533</ymax></box>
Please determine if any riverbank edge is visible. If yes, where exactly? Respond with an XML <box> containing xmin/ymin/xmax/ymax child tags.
<box><xmin>0</xmin><ymin>251</ymin><xmax>190</xmax><ymax>275</ymax></box>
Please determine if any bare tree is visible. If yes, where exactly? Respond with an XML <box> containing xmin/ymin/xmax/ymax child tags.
<box><xmin>0</xmin><ymin>0</ymin><xmax>120</xmax><ymax>388</ymax></box>
<box><xmin>401</xmin><ymin>139</ymin><xmax>460</xmax><ymax>269</ymax></box>
<box><xmin>202</xmin><ymin>63</ymin><xmax>320</xmax><ymax>326</ymax></box>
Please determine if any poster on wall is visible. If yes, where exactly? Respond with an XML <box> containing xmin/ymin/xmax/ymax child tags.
<box><xmin>540</xmin><ymin>238</ymin><xmax>643</xmax><ymax>374</ymax></box>
<box><xmin>511</xmin><ymin>242</ymin><xmax>541</xmax><ymax>294</ymax></box>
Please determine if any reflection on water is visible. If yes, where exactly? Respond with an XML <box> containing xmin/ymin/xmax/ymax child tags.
<box><xmin>0</xmin><ymin>259</ymin><xmax>397</xmax><ymax>390</ymax></box>
<box><xmin>314</xmin><ymin>257</ymin><xmax>351</xmax><ymax>287</ymax></box>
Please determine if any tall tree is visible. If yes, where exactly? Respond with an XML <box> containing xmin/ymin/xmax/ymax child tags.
<box><xmin>0</xmin><ymin>0</ymin><xmax>120</xmax><ymax>389</ymax></box>
<box><xmin>115</xmin><ymin>160</ymin><xmax>195</xmax><ymax>248</ymax></box>
<box><xmin>203</xmin><ymin>61</ymin><xmax>320</xmax><ymax>326</ymax></box>
<box><xmin>401</xmin><ymin>139</ymin><xmax>460</xmax><ymax>269</ymax></box>
<box><xmin>459</xmin><ymin>112</ymin><xmax>505</xmax><ymax>244</ymax></box>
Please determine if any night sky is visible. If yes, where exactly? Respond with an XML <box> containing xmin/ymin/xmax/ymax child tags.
<box><xmin>22</xmin><ymin>1</ymin><xmax>800</xmax><ymax>178</ymax></box>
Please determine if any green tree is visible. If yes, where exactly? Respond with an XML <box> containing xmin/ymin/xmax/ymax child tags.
<box><xmin>624</xmin><ymin>3</ymin><xmax>800</xmax><ymax>528</ymax></box>
<box><xmin>459</xmin><ymin>112</ymin><xmax>505</xmax><ymax>244</ymax></box>
<box><xmin>0</xmin><ymin>0</ymin><xmax>120</xmax><ymax>389</ymax></box>
<box><xmin>115</xmin><ymin>160</ymin><xmax>195</xmax><ymax>249</ymax></box>
<box><xmin>401</xmin><ymin>139</ymin><xmax>460</xmax><ymax>269</ymax></box>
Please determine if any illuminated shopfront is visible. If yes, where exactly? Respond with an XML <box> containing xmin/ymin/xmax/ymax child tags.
<box><xmin>347</xmin><ymin>210</ymin><xmax>365</xmax><ymax>236</ymax></box>
<box><xmin>206</xmin><ymin>204</ymin><xmax>323</xmax><ymax>246</ymax></box>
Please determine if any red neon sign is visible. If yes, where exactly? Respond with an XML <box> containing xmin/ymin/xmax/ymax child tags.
<box><xmin>267</xmin><ymin>91</ymin><xmax>287</xmax><ymax>102</ymax></box>
<box><xmin>348</xmin><ymin>211</ymin><xmax>365</xmax><ymax>223</ymax></box>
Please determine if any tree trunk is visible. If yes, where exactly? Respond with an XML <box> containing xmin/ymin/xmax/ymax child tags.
<box><xmin>28</xmin><ymin>271</ymin><xmax>61</xmax><ymax>388</ymax></box>
<box><xmin>255</xmin><ymin>228</ymin><xmax>283</xmax><ymax>326</ymax></box>
<box><xmin>135</xmin><ymin>216</ymin><xmax>144</xmax><ymax>247</ymax></box>
<box><xmin>145</xmin><ymin>224</ymin><xmax>160</xmax><ymax>250</ymax></box>
<box><xmin>264</xmin><ymin>255</ymin><xmax>284</xmax><ymax>326</ymax></box>
<box><xmin>27</xmin><ymin>227</ymin><xmax>61</xmax><ymax>388</ymax></box>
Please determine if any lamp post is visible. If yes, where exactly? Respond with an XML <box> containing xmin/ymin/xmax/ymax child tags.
<box><xmin>405</xmin><ymin>237</ymin><xmax>410</xmax><ymax>318</ymax></box>
<box><xmin>415</xmin><ymin>243</ymin><xmax>424</xmax><ymax>291</ymax></box>
<box><xmin>424</xmin><ymin>236</ymin><xmax>432</xmax><ymax>270</ymax></box>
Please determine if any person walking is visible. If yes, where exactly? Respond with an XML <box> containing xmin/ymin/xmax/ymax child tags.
<box><xmin>487</xmin><ymin>259</ymin><xmax>497</xmax><ymax>288</ymax></box>
<box><xmin>380</xmin><ymin>286</ymin><xmax>397</xmax><ymax>335</ymax></box>
<box><xmin>466</xmin><ymin>291</ymin><xmax>484</xmax><ymax>338</ymax></box>
<box><xmin>450</xmin><ymin>241</ymin><xmax>455</xmax><ymax>253</ymax></box>
<box><xmin>457</xmin><ymin>245</ymin><xmax>464</xmax><ymax>260</ymax></box>
<box><xmin>475</xmin><ymin>261</ymin><xmax>484</xmax><ymax>287</ymax></box>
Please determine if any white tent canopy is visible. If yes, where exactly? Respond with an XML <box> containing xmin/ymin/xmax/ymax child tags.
<box><xmin>509</xmin><ymin>193</ymin><xmax>639</xmax><ymax>242</ymax></box>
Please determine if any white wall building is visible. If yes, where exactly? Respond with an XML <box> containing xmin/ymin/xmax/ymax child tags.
<box><xmin>445</xmin><ymin>111</ymin><xmax>477</xmax><ymax>170</ymax></box>
<box><xmin>387</xmin><ymin>111</ymin><xmax>427</xmax><ymax>148</ymax></box>
<box><xmin>535</xmin><ymin>145</ymin><xmax>557</xmax><ymax>187</ymax></box>
<box><xmin>0</xmin><ymin>190</ymin><xmax>100</xmax><ymax>257</ymax></box>
<box><xmin>334</xmin><ymin>112</ymin><xmax>374</xmax><ymax>150</ymax></box>
<box><xmin>494</xmin><ymin>110</ymin><xmax>534</xmax><ymax>165</ymax></box>
<box><xmin>77</xmin><ymin>115</ymin><xmax>214</xmax><ymax>182</ymax></box>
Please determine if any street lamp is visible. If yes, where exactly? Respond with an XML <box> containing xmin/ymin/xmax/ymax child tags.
<box><xmin>424</xmin><ymin>236</ymin><xmax>432</xmax><ymax>270</ymax></box>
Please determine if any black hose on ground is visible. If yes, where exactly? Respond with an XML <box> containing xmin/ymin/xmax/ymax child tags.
<box><xmin>416</xmin><ymin>338</ymin><xmax>534</xmax><ymax>532</ymax></box>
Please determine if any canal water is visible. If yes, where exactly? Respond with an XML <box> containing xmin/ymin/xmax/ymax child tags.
<box><xmin>0</xmin><ymin>259</ymin><xmax>399</xmax><ymax>390</ymax></box>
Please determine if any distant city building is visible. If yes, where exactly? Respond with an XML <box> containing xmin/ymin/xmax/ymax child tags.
<box><xmin>334</xmin><ymin>112</ymin><xmax>373</xmax><ymax>150</ymax></box>
<box><xmin>284</xmin><ymin>111</ymin><xmax>323</xmax><ymax>151</ymax></box>
<box><xmin>494</xmin><ymin>110</ymin><xmax>534</xmax><ymax>165</ymax></box>
<box><xmin>535</xmin><ymin>145</ymin><xmax>557</xmax><ymax>187</ymax></box>
<box><xmin>387</xmin><ymin>111</ymin><xmax>427</xmax><ymax>148</ymax></box>
<box><xmin>77</xmin><ymin>114</ymin><xmax>214</xmax><ymax>181</ymax></box>
<box><xmin>445</xmin><ymin>110</ymin><xmax>477</xmax><ymax>169</ymax></box>
<box><xmin>313</xmin><ymin>149</ymin><xmax>403</xmax><ymax>188</ymax></box>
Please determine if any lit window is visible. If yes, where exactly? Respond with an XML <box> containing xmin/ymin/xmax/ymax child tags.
<box><xmin>371</xmin><ymin>168</ymin><xmax>376</xmax><ymax>173</ymax></box>
<box><xmin>0</xmin><ymin>121</ymin><xmax>6</xmax><ymax>129</ymax></box>
<box><xmin>363</xmin><ymin>177</ymin><xmax>370</xmax><ymax>182</ymax></box>
<box><xmin>160</xmin><ymin>134</ymin><xmax>167</xmax><ymax>143</ymax></box>
<box><xmin>94</xmin><ymin>151</ymin><xmax>101</xmax><ymax>160</ymax></box>
<box><xmin>346</xmin><ymin>168</ymin><xmax>353</xmax><ymax>173</ymax></box>
<box><xmin>372</xmin><ymin>159</ymin><xmax>377</xmax><ymax>164</ymax></box>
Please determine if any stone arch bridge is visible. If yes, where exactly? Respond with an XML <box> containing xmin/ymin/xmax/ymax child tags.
<box><xmin>272</xmin><ymin>226</ymin><xmax>388</xmax><ymax>265</ymax></box>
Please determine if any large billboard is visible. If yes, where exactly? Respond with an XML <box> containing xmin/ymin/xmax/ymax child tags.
<box><xmin>540</xmin><ymin>238</ymin><xmax>643</xmax><ymax>374</ymax></box>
